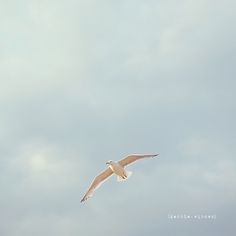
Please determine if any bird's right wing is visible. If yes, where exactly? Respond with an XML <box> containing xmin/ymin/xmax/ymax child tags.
<box><xmin>81</xmin><ymin>168</ymin><xmax>113</xmax><ymax>202</ymax></box>
<box><xmin>118</xmin><ymin>154</ymin><xmax>158</xmax><ymax>167</ymax></box>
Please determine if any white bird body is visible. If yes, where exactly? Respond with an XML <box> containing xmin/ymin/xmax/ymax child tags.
<box><xmin>107</xmin><ymin>161</ymin><xmax>132</xmax><ymax>181</ymax></box>
<box><xmin>81</xmin><ymin>153</ymin><xmax>158</xmax><ymax>202</ymax></box>
<box><xmin>107</xmin><ymin>161</ymin><xmax>126</xmax><ymax>177</ymax></box>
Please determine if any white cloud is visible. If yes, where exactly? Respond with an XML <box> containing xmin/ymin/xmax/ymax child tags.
<box><xmin>0</xmin><ymin>0</ymin><xmax>235</xmax><ymax>235</ymax></box>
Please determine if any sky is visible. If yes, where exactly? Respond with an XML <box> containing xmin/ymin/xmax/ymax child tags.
<box><xmin>0</xmin><ymin>0</ymin><xmax>236</xmax><ymax>235</ymax></box>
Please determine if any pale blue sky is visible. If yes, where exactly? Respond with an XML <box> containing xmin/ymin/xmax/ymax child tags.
<box><xmin>0</xmin><ymin>0</ymin><xmax>235</xmax><ymax>235</ymax></box>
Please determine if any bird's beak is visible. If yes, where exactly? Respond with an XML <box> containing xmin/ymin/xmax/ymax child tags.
<box><xmin>106</xmin><ymin>162</ymin><xmax>109</xmax><ymax>165</ymax></box>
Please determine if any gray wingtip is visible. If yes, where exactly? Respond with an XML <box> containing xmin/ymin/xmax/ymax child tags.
<box><xmin>80</xmin><ymin>197</ymin><xmax>86</xmax><ymax>203</ymax></box>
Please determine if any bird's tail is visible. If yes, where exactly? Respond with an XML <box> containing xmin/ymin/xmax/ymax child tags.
<box><xmin>117</xmin><ymin>171</ymin><xmax>133</xmax><ymax>182</ymax></box>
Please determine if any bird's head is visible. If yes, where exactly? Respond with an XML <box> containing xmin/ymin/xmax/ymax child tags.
<box><xmin>106</xmin><ymin>160</ymin><xmax>113</xmax><ymax>165</ymax></box>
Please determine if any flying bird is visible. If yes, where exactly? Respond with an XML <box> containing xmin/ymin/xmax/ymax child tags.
<box><xmin>81</xmin><ymin>154</ymin><xmax>158</xmax><ymax>202</ymax></box>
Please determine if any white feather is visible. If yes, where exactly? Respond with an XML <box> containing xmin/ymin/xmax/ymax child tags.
<box><xmin>117</xmin><ymin>171</ymin><xmax>133</xmax><ymax>182</ymax></box>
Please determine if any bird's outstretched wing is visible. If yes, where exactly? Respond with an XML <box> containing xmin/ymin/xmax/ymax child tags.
<box><xmin>81</xmin><ymin>168</ymin><xmax>113</xmax><ymax>202</ymax></box>
<box><xmin>118</xmin><ymin>154</ymin><xmax>158</xmax><ymax>167</ymax></box>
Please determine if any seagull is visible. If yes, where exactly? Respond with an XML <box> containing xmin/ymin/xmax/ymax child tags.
<box><xmin>81</xmin><ymin>154</ymin><xmax>158</xmax><ymax>202</ymax></box>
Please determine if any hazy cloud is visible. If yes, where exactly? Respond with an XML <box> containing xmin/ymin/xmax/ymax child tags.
<box><xmin>0</xmin><ymin>0</ymin><xmax>235</xmax><ymax>235</ymax></box>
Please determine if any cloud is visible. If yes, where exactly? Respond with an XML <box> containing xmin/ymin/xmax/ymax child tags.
<box><xmin>0</xmin><ymin>0</ymin><xmax>235</xmax><ymax>235</ymax></box>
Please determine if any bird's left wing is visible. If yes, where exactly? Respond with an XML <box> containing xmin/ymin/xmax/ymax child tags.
<box><xmin>81</xmin><ymin>168</ymin><xmax>113</xmax><ymax>202</ymax></box>
<box><xmin>118</xmin><ymin>154</ymin><xmax>158</xmax><ymax>167</ymax></box>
